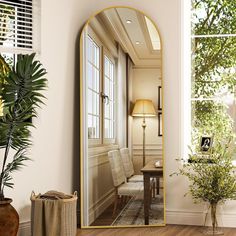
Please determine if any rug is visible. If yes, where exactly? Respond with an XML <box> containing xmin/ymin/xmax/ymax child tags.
<box><xmin>112</xmin><ymin>193</ymin><xmax>164</xmax><ymax>226</ymax></box>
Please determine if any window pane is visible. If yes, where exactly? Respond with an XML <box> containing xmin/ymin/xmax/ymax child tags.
<box><xmin>88</xmin><ymin>89</ymin><xmax>93</xmax><ymax>114</ymax></box>
<box><xmin>94</xmin><ymin>116</ymin><xmax>100</xmax><ymax>138</ymax></box>
<box><xmin>94</xmin><ymin>68</ymin><xmax>100</xmax><ymax>92</ymax></box>
<box><xmin>104</xmin><ymin>119</ymin><xmax>109</xmax><ymax>138</ymax></box>
<box><xmin>88</xmin><ymin>114</ymin><xmax>94</xmax><ymax>139</ymax></box>
<box><xmin>95</xmin><ymin>45</ymin><xmax>100</xmax><ymax>67</ymax></box>
<box><xmin>110</xmin><ymin>81</ymin><xmax>114</xmax><ymax>100</ymax></box>
<box><xmin>191</xmin><ymin>0</ymin><xmax>236</xmax><ymax>153</ymax></box>
<box><xmin>105</xmin><ymin>102</ymin><xmax>109</xmax><ymax>119</ymax></box>
<box><xmin>87</xmin><ymin>63</ymin><xmax>93</xmax><ymax>89</ymax></box>
<box><xmin>191</xmin><ymin>0</ymin><xmax>236</xmax><ymax>35</ymax></box>
<box><xmin>105</xmin><ymin>56</ymin><xmax>109</xmax><ymax>76</ymax></box>
<box><xmin>86</xmin><ymin>35</ymin><xmax>101</xmax><ymax>140</ymax></box>
<box><xmin>104</xmin><ymin>55</ymin><xmax>115</xmax><ymax>140</ymax></box>
<box><xmin>104</xmin><ymin>77</ymin><xmax>109</xmax><ymax>97</ymax></box>
<box><xmin>87</xmin><ymin>37</ymin><xmax>92</xmax><ymax>62</ymax></box>
<box><xmin>94</xmin><ymin>93</ymin><xmax>100</xmax><ymax>116</ymax></box>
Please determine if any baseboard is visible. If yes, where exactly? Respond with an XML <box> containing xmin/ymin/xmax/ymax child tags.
<box><xmin>166</xmin><ymin>209</ymin><xmax>236</xmax><ymax>228</ymax></box>
<box><xmin>89</xmin><ymin>189</ymin><xmax>115</xmax><ymax>225</ymax></box>
<box><xmin>18</xmin><ymin>221</ymin><xmax>31</xmax><ymax>236</ymax></box>
<box><xmin>17</xmin><ymin>210</ymin><xmax>236</xmax><ymax>233</ymax></box>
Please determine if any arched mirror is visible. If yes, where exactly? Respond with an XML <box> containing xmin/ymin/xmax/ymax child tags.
<box><xmin>80</xmin><ymin>6</ymin><xmax>164</xmax><ymax>228</ymax></box>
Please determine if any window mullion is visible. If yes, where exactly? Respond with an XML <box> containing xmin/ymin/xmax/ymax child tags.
<box><xmin>101</xmin><ymin>46</ymin><xmax>104</xmax><ymax>144</ymax></box>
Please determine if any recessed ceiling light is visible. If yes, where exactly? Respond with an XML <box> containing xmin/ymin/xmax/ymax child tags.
<box><xmin>126</xmin><ymin>20</ymin><xmax>132</xmax><ymax>24</ymax></box>
<box><xmin>135</xmin><ymin>41</ymin><xmax>141</xmax><ymax>45</ymax></box>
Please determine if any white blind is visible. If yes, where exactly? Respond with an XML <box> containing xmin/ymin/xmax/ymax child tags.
<box><xmin>0</xmin><ymin>0</ymin><xmax>40</xmax><ymax>54</ymax></box>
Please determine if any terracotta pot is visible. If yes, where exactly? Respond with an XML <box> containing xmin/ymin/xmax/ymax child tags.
<box><xmin>0</xmin><ymin>198</ymin><xmax>19</xmax><ymax>236</ymax></box>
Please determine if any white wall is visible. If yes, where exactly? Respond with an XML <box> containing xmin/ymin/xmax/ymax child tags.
<box><xmin>117</xmin><ymin>46</ymin><xmax>127</xmax><ymax>148</ymax></box>
<box><xmin>4</xmin><ymin>0</ymin><xmax>236</xmax><ymax>234</ymax></box>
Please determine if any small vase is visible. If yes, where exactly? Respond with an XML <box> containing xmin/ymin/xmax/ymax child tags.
<box><xmin>203</xmin><ymin>203</ymin><xmax>223</xmax><ymax>235</ymax></box>
<box><xmin>0</xmin><ymin>198</ymin><xmax>19</xmax><ymax>236</ymax></box>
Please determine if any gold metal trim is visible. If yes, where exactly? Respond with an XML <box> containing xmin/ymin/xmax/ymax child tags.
<box><xmin>80</xmin><ymin>5</ymin><xmax>165</xmax><ymax>229</ymax></box>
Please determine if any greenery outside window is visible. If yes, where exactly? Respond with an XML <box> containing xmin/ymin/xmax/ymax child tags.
<box><xmin>191</xmin><ymin>0</ymin><xmax>236</xmax><ymax>154</ymax></box>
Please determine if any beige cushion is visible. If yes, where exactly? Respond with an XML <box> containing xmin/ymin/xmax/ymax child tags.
<box><xmin>120</xmin><ymin>148</ymin><xmax>134</xmax><ymax>178</ymax></box>
<box><xmin>129</xmin><ymin>175</ymin><xmax>143</xmax><ymax>182</ymax></box>
<box><xmin>117</xmin><ymin>182</ymin><xmax>143</xmax><ymax>196</ymax></box>
<box><xmin>108</xmin><ymin>150</ymin><xmax>126</xmax><ymax>187</ymax></box>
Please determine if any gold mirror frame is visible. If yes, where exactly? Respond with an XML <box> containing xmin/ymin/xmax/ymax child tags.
<box><xmin>80</xmin><ymin>6</ymin><xmax>165</xmax><ymax>229</ymax></box>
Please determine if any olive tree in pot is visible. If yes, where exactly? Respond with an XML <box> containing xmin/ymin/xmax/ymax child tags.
<box><xmin>0</xmin><ymin>53</ymin><xmax>47</xmax><ymax>235</ymax></box>
<box><xmin>171</xmin><ymin>138</ymin><xmax>236</xmax><ymax>235</ymax></box>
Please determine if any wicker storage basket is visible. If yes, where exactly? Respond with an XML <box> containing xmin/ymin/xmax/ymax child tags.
<box><xmin>31</xmin><ymin>191</ymin><xmax>77</xmax><ymax>236</ymax></box>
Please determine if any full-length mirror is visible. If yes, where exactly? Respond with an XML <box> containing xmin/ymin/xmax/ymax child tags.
<box><xmin>80</xmin><ymin>7</ymin><xmax>164</xmax><ymax>228</ymax></box>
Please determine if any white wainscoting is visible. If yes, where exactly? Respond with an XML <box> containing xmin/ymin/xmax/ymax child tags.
<box><xmin>88</xmin><ymin>189</ymin><xmax>115</xmax><ymax>225</ymax></box>
<box><xmin>87</xmin><ymin>145</ymin><xmax>118</xmax><ymax>225</ymax></box>
<box><xmin>166</xmin><ymin>209</ymin><xmax>236</xmax><ymax>228</ymax></box>
<box><xmin>18</xmin><ymin>210</ymin><xmax>236</xmax><ymax>234</ymax></box>
<box><xmin>132</xmin><ymin>144</ymin><xmax>163</xmax><ymax>157</ymax></box>
<box><xmin>132</xmin><ymin>144</ymin><xmax>163</xmax><ymax>176</ymax></box>
<box><xmin>18</xmin><ymin>221</ymin><xmax>31</xmax><ymax>236</ymax></box>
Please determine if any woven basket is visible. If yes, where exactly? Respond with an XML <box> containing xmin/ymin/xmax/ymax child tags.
<box><xmin>31</xmin><ymin>191</ymin><xmax>77</xmax><ymax>236</ymax></box>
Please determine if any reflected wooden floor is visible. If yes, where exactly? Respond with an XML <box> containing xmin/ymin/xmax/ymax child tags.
<box><xmin>91</xmin><ymin>197</ymin><xmax>132</xmax><ymax>226</ymax></box>
<box><xmin>77</xmin><ymin>225</ymin><xmax>236</xmax><ymax>236</ymax></box>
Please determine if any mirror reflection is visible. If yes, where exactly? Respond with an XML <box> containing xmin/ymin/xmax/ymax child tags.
<box><xmin>80</xmin><ymin>7</ymin><xmax>164</xmax><ymax>227</ymax></box>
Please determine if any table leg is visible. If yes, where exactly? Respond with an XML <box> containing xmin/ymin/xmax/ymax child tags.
<box><xmin>144</xmin><ymin>173</ymin><xmax>150</xmax><ymax>225</ymax></box>
<box><xmin>156</xmin><ymin>177</ymin><xmax>160</xmax><ymax>195</ymax></box>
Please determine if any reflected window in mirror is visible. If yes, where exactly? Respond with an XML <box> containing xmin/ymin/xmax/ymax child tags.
<box><xmin>104</xmin><ymin>55</ymin><xmax>116</xmax><ymax>143</ymax></box>
<box><xmin>86</xmin><ymin>29</ymin><xmax>116</xmax><ymax>146</ymax></box>
<box><xmin>87</xmin><ymin>35</ymin><xmax>101</xmax><ymax>143</ymax></box>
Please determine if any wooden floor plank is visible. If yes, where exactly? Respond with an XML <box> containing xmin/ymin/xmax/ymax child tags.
<box><xmin>77</xmin><ymin>225</ymin><xmax>236</xmax><ymax>236</ymax></box>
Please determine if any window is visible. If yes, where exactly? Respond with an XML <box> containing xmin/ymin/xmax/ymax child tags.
<box><xmin>104</xmin><ymin>55</ymin><xmax>115</xmax><ymax>141</ymax></box>
<box><xmin>86</xmin><ymin>30</ymin><xmax>116</xmax><ymax>146</ymax></box>
<box><xmin>0</xmin><ymin>0</ymin><xmax>40</xmax><ymax>116</ymax></box>
<box><xmin>87</xmin><ymin>35</ymin><xmax>101</xmax><ymax>140</ymax></box>
<box><xmin>191</xmin><ymin>0</ymin><xmax>236</xmax><ymax>151</ymax></box>
<box><xmin>0</xmin><ymin>0</ymin><xmax>39</xmax><ymax>53</ymax></box>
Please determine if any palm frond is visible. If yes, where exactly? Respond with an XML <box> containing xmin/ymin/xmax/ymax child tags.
<box><xmin>0</xmin><ymin>53</ymin><xmax>47</xmax><ymax>198</ymax></box>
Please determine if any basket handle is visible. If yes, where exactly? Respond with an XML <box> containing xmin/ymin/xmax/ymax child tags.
<box><xmin>31</xmin><ymin>191</ymin><xmax>36</xmax><ymax>198</ymax></box>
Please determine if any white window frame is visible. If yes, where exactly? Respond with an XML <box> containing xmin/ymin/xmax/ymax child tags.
<box><xmin>103</xmin><ymin>49</ymin><xmax>116</xmax><ymax>144</ymax></box>
<box><xmin>182</xmin><ymin>0</ymin><xmax>236</xmax><ymax>159</ymax></box>
<box><xmin>86</xmin><ymin>27</ymin><xmax>117</xmax><ymax>147</ymax></box>
<box><xmin>86</xmin><ymin>28</ymin><xmax>102</xmax><ymax>146</ymax></box>
<box><xmin>0</xmin><ymin>0</ymin><xmax>40</xmax><ymax>54</ymax></box>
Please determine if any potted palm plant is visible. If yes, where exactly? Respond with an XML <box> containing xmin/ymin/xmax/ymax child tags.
<box><xmin>0</xmin><ymin>53</ymin><xmax>47</xmax><ymax>235</ymax></box>
<box><xmin>171</xmin><ymin>138</ymin><xmax>236</xmax><ymax>235</ymax></box>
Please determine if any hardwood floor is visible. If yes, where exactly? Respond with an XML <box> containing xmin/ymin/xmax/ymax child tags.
<box><xmin>77</xmin><ymin>225</ymin><xmax>236</xmax><ymax>236</ymax></box>
<box><xmin>91</xmin><ymin>196</ymin><xmax>132</xmax><ymax>226</ymax></box>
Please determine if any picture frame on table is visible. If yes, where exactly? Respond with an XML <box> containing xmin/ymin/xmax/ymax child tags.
<box><xmin>200</xmin><ymin>136</ymin><xmax>213</xmax><ymax>153</ymax></box>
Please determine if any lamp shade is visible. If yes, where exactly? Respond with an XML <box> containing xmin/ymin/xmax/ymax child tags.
<box><xmin>132</xmin><ymin>99</ymin><xmax>156</xmax><ymax>117</ymax></box>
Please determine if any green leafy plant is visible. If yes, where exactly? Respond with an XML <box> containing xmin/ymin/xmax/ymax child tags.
<box><xmin>0</xmin><ymin>53</ymin><xmax>47</xmax><ymax>200</ymax></box>
<box><xmin>191</xmin><ymin>0</ymin><xmax>236</xmax><ymax>152</ymax></box>
<box><xmin>171</xmin><ymin>138</ymin><xmax>236</xmax><ymax>234</ymax></box>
